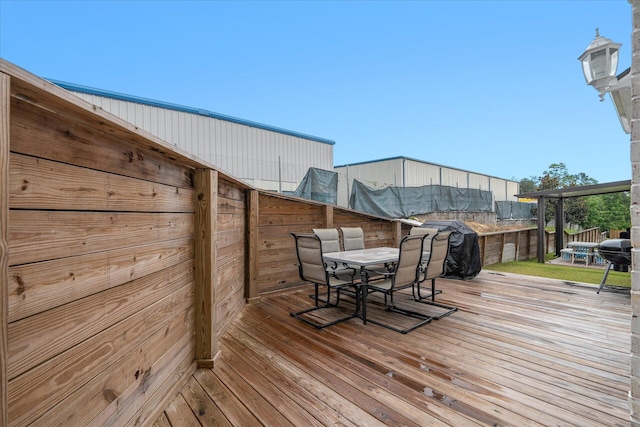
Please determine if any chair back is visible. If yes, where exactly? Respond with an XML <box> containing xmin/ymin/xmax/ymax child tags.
<box><xmin>340</xmin><ymin>227</ymin><xmax>365</xmax><ymax>251</ymax></box>
<box><xmin>423</xmin><ymin>231</ymin><xmax>452</xmax><ymax>280</ymax></box>
<box><xmin>291</xmin><ymin>233</ymin><xmax>327</xmax><ymax>284</ymax></box>
<box><xmin>312</xmin><ymin>228</ymin><xmax>341</xmax><ymax>253</ymax></box>
<box><xmin>393</xmin><ymin>234</ymin><xmax>426</xmax><ymax>288</ymax></box>
<box><xmin>409</xmin><ymin>227</ymin><xmax>438</xmax><ymax>251</ymax></box>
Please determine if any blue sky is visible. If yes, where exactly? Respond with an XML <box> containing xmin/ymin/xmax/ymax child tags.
<box><xmin>0</xmin><ymin>0</ymin><xmax>632</xmax><ymax>183</ymax></box>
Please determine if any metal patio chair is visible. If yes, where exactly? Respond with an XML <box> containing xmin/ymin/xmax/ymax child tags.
<box><xmin>409</xmin><ymin>226</ymin><xmax>439</xmax><ymax>289</ymax></box>
<box><xmin>364</xmin><ymin>234</ymin><xmax>432</xmax><ymax>333</ymax></box>
<box><xmin>340</xmin><ymin>226</ymin><xmax>389</xmax><ymax>279</ymax></box>
<box><xmin>290</xmin><ymin>233</ymin><xmax>359</xmax><ymax>329</ymax></box>
<box><xmin>312</xmin><ymin>228</ymin><xmax>356</xmax><ymax>278</ymax></box>
<box><xmin>413</xmin><ymin>231</ymin><xmax>458</xmax><ymax>319</ymax></box>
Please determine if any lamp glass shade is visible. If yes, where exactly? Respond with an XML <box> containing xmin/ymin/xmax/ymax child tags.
<box><xmin>578</xmin><ymin>31</ymin><xmax>621</xmax><ymax>88</ymax></box>
<box><xmin>589</xmin><ymin>49</ymin><xmax>608</xmax><ymax>80</ymax></box>
<box><xmin>609</xmin><ymin>48</ymin><xmax>619</xmax><ymax>76</ymax></box>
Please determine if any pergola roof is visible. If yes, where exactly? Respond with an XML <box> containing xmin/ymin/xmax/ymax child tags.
<box><xmin>516</xmin><ymin>179</ymin><xmax>630</xmax><ymax>200</ymax></box>
<box><xmin>516</xmin><ymin>179</ymin><xmax>631</xmax><ymax>263</ymax></box>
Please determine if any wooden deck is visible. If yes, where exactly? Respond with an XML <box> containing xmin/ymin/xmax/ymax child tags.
<box><xmin>153</xmin><ymin>271</ymin><xmax>631</xmax><ymax>426</ymax></box>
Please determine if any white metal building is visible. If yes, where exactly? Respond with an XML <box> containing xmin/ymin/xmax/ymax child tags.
<box><xmin>335</xmin><ymin>157</ymin><xmax>519</xmax><ymax>208</ymax></box>
<box><xmin>52</xmin><ymin>80</ymin><xmax>520</xmax><ymax>209</ymax></box>
<box><xmin>50</xmin><ymin>80</ymin><xmax>335</xmax><ymax>192</ymax></box>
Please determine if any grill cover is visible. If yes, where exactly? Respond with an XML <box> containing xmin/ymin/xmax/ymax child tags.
<box><xmin>420</xmin><ymin>220</ymin><xmax>481</xmax><ymax>280</ymax></box>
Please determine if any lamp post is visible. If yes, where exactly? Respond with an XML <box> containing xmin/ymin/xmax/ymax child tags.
<box><xmin>579</xmin><ymin>28</ymin><xmax>631</xmax><ymax>134</ymax></box>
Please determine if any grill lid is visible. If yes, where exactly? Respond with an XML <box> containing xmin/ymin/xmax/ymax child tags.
<box><xmin>597</xmin><ymin>238</ymin><xmax>632</xmax><ymax>266</ymax></box>
<box><xmin>597</xmin><ymin>239</ymin><xmax>632</xmax><ymax>252</ymax></box>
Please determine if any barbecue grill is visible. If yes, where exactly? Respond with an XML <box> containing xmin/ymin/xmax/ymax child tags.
<box><xmin>596</xmin><ymin>239</ymin><xmax>631</xmax><ymax>293</ymax></box>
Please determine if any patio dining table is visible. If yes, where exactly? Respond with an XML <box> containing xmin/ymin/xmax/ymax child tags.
<box><xmin>566</xmin><ymin>241</ymin><xmax>600</xmax><ymax>265</ymax></box>
<box><xmin>323</xmin><ymin>247</ymin><xmax>401</xmax><ymax>325</ymax></box>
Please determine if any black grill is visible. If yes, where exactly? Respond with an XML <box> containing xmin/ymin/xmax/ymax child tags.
<box><xmin>597</xmin><ymin>239</ymin><xmax>631</xmax><ymax>269</ymax></box>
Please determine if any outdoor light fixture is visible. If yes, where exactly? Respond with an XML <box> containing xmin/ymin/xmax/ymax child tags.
<box><xmin>579</xmin><ymin>28</ymin><xmax>631</xmax><ymax>134</ymax></box>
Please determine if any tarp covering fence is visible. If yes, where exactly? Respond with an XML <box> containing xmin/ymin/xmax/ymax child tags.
<box><xmin>291</xmin><ymin>167</ymin><xmax>338</xmax><ymax>205</ymax></box>
<box><xmin>495</xmin><ymin>201</ymin><xmax>536</xmax><ymax>220</ymax></box>
<box><xmin>349</xmin><ymin>180</ymin><xmax>493</xmax><ymax>218</ymax></box>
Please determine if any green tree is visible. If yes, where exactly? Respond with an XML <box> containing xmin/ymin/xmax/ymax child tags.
<box><xmin>519</xmin><ymin>163</ymin><xmax>630</xmax><ymax>232</ymax></box>
<box><xmin>522</xmin><ymin>163</ymin><xmax>599</xmax><ymax>228</ymax></box>
<box><xmin>518</xmin><ymin>177</ymin><xmax>537</xmax><ymax>193</ymax></box>
<box><xmin>585</xmin><ymin>192</ymin><xmax>630</xmax><ymax>232</ymax></box>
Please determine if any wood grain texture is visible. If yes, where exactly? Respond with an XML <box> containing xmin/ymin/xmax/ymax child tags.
<box><xmin>247</xmin><ymin>190</ymin><xmax>259</xmax><ymax>301</ymax></box>
<box><xmin>9</xmin><ymin>210</ymin><xmax>194</xmax><ymax>266</ymax></box>
<box><xmin>214</xmin><ymin>182</ymin><xmax>246</xmax><ymax>340</ymax></box>
<box><xmin>9</xmin><ymin>153</ymin><xmax>195</xmax><ymax>212</ymax></box>
<box><xmin>9</xmin><ymin>287</ymin><xmax>194</xmax><ymax>426</ymax></box>
<box><xmin>0</xmin><ymin>71</ymin><xmax>10</xmax><ymax>427</ymax></box>
<box><xmin>157</xmin><ymin>271</ymin><xmax>631</xmax><ymax>427</ymax></box>
<box><xmin>177</xmin><ymin>376</ymin><xmax>232</xmax><ymax>427</ymax></box>
<box><xmin>90</xmin><ymin>328</ymin><xmax>195</xmax><ymax>427</ymax></box>
<box><xmin>10</xmin><ymin>96</ymin><xmax>195</xmax><ymax>189</ymax></box>
<box><xmin>163</xmin><ymin>393</ymin><xmax>201</xmax><ymax>427</ymax></box>
<box><xmin>8</xmin><ymin>260</ymin><xmax>195</xmax><ymax>379</ymax></box>
<box><xmin>1</xmin><ymin>59</ymin><xmax>206</xmax><ymax>427</ymax></box>
<box><xmin>194</xmin><ymin>169</ymin><xmax>218</xmax><ymax>367</ymax></box>
<box><xmin>8</xmin><ymin>237</ymin><xmax>194</xmax><ymax>322</ymax></box>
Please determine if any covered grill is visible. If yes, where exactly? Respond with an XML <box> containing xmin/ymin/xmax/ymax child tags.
<box><xmin>596</xmin><ymin>239</ymin><xmax>631</xmax><ymax>293</ymax></box>
<box><xmin>597</xmin><ymin>239</ymin><xmax>631</xmax><ymax>268</ymax></box>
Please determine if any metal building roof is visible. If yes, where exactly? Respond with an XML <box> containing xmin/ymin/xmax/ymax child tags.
<box><xmin>47</xmin><ymin>79</ymin><xmax>336</xmax><ymax>145</ymax></box>
<box><xmin>336</xmin><ymin>155</ymin><xmax>519</xmax><ymax>183</ymax></box>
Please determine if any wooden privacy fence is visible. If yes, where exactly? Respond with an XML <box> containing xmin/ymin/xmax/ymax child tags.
<box><xmin>246</xmin><ymin>192</ymin><xmax>403</xmax><ymax>297</ymax></box>
<box><xmin>247</xmin><ymin>198</ymin><xmax>545</xmax><ymax>298</ymax></box>
<box><xmin>1</xmin><ymin>59</ymin><xmax>251</xmax><ymax>426</ymax></box>
<box><xmin>0</xmin><ymin>58</ymin><xmax>549</xmax><ymax>427</ymax></box>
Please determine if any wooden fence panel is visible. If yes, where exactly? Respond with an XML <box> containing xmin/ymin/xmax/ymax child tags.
<box><xmin>9</xmin><ymin>88</ymin><xmax>195</xmax><ymax>189</ymax></box>
<box><xmin>3</xmin><ymin>61</ymin><xmax>200</xmax><ymax>427</ymax></box>
<box><xmin>8</xmin><ymin>237</ymin><xmax>194</xmax><ymax>322</ymax></box>
<box><xmin>9</xmin><ymin>285</ymin><xmax>194</xmax><ymax>426</ymax></box>
<box><xmin>215</xmin><ymin>179</ymin><xmax>246</xmax><ymax>339</ymax></box>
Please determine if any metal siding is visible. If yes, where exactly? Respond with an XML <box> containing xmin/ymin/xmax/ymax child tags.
<box><xmin>506</xmin><ymin>181</ymin><xmax>519</xmax><ymax>201</ymax></box>
<box><xmin>66</xmin><ymin>91</ymin><xmax>332</xmax><ymax>191</ymax></box>
<box><xmin>440</xmin><ymin>168</ymin><xmax>468</xmax><ymax>187</ymax></box>
<box><xmin>468</xmin><ymin>173</ymin><xmax>490</xmax><ymax>191</ymax></box>
<box><xmin>404</xmin><ymin>160</ymin><xmax>443</xmax><ymax>186</ymax></box>
<box><xmin>336</xmin><ymin>157</ymin><xmax>519</xmax><ymax>208</ymax></box>
<box><xmin>350</xmin><ymin>158</ymin><xmax>403</xmax><ymax>188</ymax></box>
<box><xmin>336</xmin><ymin>159</ymin><xmax>404</xmax><ymax>207</ymax></box>
<box><xmin>490</xmin><ymin>178</ymin><xmax>506</xmax><ymax>201</ymax></box>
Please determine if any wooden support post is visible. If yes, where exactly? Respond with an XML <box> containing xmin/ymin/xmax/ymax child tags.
<box><xmin>499</xmin><ymin>233</ymin><xmax>506</xmax><ymax>262</ymax></box>
<box><xmin>514</xmin><ymin>231</ymin><xmax>520</xmax><ymax>261</ymax></box>
<box><xmin>481</xmin><ymin>235</ymin><xmax>487</xmax><ymax>267</ymax></box>
<box><xmin>0</xmin><ymin>71</ymin><xmax>9</xmax><ymax>427</ymax></box>
<box><xmin>246</xmin><ymin>190</ymin><xmax>260</xmax><ymax>304</ymax></box>
<box><xmin>194</xmin><ymin>169</ymin><xmax>219</xmax><ymax>368</ymax></box>
<box><xmin>391</xmin><ymin>221</ymin><xmax>402</xmax><ymax>247</ymax></box>
<box><xmin>322</xmin><ymin>205</ymin><xmax>333</xmax><ymax>228</ymax></box>
<box><xmin>555</xmin><ymin>198</ymin><xmax>564</xmax><ymax>257</ymax></box>
<box><xmin>537</xmin><ymin>196</ymin><xmax>546</xmax><ymax>263</ymax></box>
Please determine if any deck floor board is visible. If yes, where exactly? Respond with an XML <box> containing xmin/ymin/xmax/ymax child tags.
<box><xmin>153</xmin><ymin>271</ymin><xmax>631</xmax><ymax>426</ymax></box>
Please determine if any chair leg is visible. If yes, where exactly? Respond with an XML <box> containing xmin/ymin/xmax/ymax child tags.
<box><xmin>364</xmin><ymin>288</ymin><xmax>432</xmax><ymax>334</ymax></box>
<box><xmin>414</xmin><ymin>276</ymin><xmax>442</xmax><ymax>300</ymax></box>
<box><xmin>412</xmin><ymin>278</ymin><xmax>458</xmax><ymax>320</ymax></box>
<box><xmin>309</xmin><ymin>286</ymin><xmax>357</xmax><ymax>304</ymax></box>
<box><xmin>291</xmin><ymin>284</ymin><xmax>360</xmax><ymax>329</ymax></box>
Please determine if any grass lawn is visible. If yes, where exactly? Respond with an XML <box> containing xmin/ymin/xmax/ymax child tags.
<box><xmin>483</xmin><ymin>257</ymin><xmax>631</xmax><ymax>288</ymax></box>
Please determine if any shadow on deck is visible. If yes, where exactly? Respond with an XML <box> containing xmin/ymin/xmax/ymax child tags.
<box><xmin>153</xmin><ymin>270</ymin><xmax>631</xmax><ymax>427</ymax></box>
